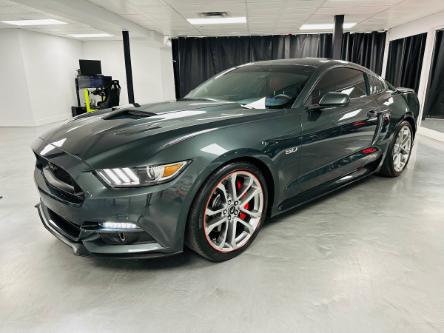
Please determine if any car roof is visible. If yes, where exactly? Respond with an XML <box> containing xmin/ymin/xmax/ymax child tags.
<box><xmin>246</xmin><ymin>57</ymin><xmax>367</xmax><ymax>72</ymax></box>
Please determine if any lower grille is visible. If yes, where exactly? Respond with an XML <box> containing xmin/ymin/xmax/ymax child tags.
<box><xmin>46</xmin><ymin>208</ymin><xmax>81</xmax><ymax>241</ymax></box>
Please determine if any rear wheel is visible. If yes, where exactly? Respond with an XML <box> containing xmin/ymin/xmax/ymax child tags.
<box><xmin>379</xmin><ymin>121</ymin><xmax>413</xmax><ymax>177</ymax></box>
<box><xmin>186</xmin><ymin>162</ymin><xmax>268</xmax><ymax>262</ymax></box>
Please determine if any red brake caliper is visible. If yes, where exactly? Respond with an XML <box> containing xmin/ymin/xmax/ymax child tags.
<box><xmin>237</xmin><ymin>179</ymin><xmax>249</xmax><ymax>220</ymax></box>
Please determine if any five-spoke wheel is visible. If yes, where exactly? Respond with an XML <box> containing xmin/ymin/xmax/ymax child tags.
<box><xmin>392</xmin><ymin>125</ymin><xmax>412</xmax><ymax>173</ymax></box>
<box><xmin>379</xmin><ymin>120</ymin><xmax>414</xmax><ymax>177</ymax></box>
<box><xmin>186</xmin><ymin>162</ymin><xmax>268</xmax><ymax>261</ymax></box>
<box><xmin>203</xmin><ymin>171</ymin><xmax>264</xmax><ymax>252</ymax></box>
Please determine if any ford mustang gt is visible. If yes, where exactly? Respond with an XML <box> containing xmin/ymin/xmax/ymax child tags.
<box><xmin>32</xmin><ymin>58</ymin><xmax>419</xmax><ymax>261</ymax></box>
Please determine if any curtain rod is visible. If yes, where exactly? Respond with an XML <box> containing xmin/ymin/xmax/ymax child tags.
<box><xmin>172</xmin><ymin>31</ymin><xmax>387</xmax><ymax>39</ymax></box>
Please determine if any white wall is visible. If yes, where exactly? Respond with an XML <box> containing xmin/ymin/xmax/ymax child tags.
<box><xmin>0</xmin><ymin>30</ymin><xmax>175</xmax><ymax>127</ymax></box>
<box><xmin>20</xmin><ymin>30</ymin><xmax>82</xmax><ymax>125</ymax></box>
<box><xmin>0</xmin><ymin>30</ymin><xmax>35</xmax><ymax>126</ymax></box>
<box><xmin>0</xmin><ymin>29</ymin><xmax>81</xmax><ymax>127</ymax></box>
<box><xmin>82</xmin><ymin>40</ymin><xmax>175</xmax><ymax>105</ymax></box>
<box><xmin>382</xmin><ymin>10</ymin><xmax>444</xmax><ymax>123</ymax></box>
<box><xmin>159</xmin><ymin>46</ymin><xmax>176</xmax><ymax>101</ymax></box>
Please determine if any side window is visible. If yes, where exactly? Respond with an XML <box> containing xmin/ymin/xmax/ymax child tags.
<box><xmin>369</xmin><ymin>74</ymin><xmax>386</xmax><ymax>95</ymax></box>
<box><xmin>308</xmin><ymin>67</ymin><xmax>368</xmax><ymax>105</ymax></box>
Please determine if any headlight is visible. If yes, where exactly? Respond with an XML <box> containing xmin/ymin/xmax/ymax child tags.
<box><xmin>96</xmin><ymin>160</ymin><xmax>190</xmax><ymax>187</ymax></box>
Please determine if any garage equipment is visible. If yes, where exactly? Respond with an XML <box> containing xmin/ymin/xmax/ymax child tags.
<box><xmin>71</xmin><ymin>59</ymin><xmax>121</xmax><ymax>116</ymax></box>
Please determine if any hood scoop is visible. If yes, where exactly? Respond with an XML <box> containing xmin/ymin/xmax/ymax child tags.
<box><xmin>103</xmin><ymin>109</ymin><xmax>156</xmax><ymax>120</ymax></box>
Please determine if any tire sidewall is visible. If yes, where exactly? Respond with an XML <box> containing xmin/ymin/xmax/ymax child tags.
<box><xmin>187</xmin><ymin>162</ymin><xmax>268</xmax><ymax>262</ymax></box>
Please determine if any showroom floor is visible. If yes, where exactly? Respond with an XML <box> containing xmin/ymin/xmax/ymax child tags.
<box><xmin>1</xmin><ymin>125</ymin><xmax>443</xmax><ymax>333</ymax></box>
<box><xmin>422</xmin><ymin>118</ymin><xmax>444</xmax><ymax>133</ymax></box>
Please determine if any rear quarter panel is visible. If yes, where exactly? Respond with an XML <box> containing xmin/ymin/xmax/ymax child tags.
<box><xmin>373</xmin><ymin>88</ymin><xmax>418</xmax><ymax>143</ymax></box>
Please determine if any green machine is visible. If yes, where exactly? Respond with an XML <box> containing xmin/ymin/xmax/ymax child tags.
<box><xmin>72</xmin><ymin>59</ymin><xmax>121</xmax><ymax>116</ymax></box>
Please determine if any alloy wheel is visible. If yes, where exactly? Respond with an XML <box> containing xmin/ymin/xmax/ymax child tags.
<box><xmin>392</xmin><ymin>125</ymin><xmax>412</xmax><ymax>173</ymax></box>
<box><xmin>203</xmin><ymin>170</ymin><xmax>264</xmax><ymax>253</ymax></box>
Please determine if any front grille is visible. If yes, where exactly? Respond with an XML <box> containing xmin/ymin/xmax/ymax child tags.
<box><xmin>99</xmin><ymin>232</ymin><xmax>155</xmax><ymax>245</ymax></box>
<box><xmin>50</xmin><ymin>163</ymin><xmax>74</xmax><ymax>186</ymax></box>
<box><xmin>35</xmin><ymin>153</ymin><xmax>46</xmax><ymax>169</ymax></box>
<box><xmin>35</xmin><ymin>153</ymin><xmax>84</xmax><ymax>204</ymax></box>
<box><xmin>46</xmin><ymin>208</ymin><xmax>81</xmax><ymax>241</ymax></box>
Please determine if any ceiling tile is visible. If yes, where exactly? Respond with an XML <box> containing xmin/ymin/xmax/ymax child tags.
<box><xmin>1</xmin><ymin>0</ymin><xmax>444</xmax><ymax>37</ymax></box>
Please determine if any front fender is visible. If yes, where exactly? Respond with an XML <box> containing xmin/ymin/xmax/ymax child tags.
<box><xmin>170</xmin><ymin>147</ymin><xmax>279</xmax><ymax>248</ymax></box>
<box><xmin>198</xmin><ymin>148</ymin><xmax>279</xmax><ymax>202</ymax></box>
<box><xmin>151</xmin><ymin>125</ymin><xmax>286</xmax><ymax>247</ymax></box>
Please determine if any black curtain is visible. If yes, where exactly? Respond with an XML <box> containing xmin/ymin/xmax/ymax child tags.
<box><xmin>424</xmin><ymin>30</ymin><xmax>444</xmax><ymax>118</ymax></box>
<box><xmin>385</xmin><ymin>32</ymin><xmax>427</xmax><ymax>92</ymax></box>
<box><xmin>172</xmin><ymin>32</ymin><xmax>386</xmax><ymax>98</ymax></box>
<box><xmin>342</xmin><ymin>32</ymin><xmax>386</xmax><ymax>75</ymax></box>
<box><xmin>172</xmin><ymin>34</ymin><xmax>331</xmax><ymax>98</ymax></box>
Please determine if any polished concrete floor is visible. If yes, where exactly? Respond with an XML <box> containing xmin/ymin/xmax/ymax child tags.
<box><xmin>422</xmin><ymin>118</ymin><xmax>444</xmax><ymax>133</ymax></box>
<box><xmin>1</xmin><ymin>125</ymin><xmax>443</xmax><ymax>333</ymax></box>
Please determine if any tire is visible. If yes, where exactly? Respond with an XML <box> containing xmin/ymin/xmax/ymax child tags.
<box><xmin>186</xmin><ymin>162</ymin><xmax>268</xmax><ymax>262</ymax></box>
<box><xmin>379</xmin><ymin>120</ymin><xmax>413</xmax><ymax>177</ymax></box>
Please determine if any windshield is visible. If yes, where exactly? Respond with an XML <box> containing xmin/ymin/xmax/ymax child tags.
<box><xmin>184</xmin><ymin>64</ymin><xmax>314</xmax><ymax>109</ymax></box>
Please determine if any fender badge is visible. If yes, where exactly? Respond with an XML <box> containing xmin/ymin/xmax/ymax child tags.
<box><xmin>285</xmin><ymin>146</ymin><xmax>298</xmax><ymax>155</ymax></box>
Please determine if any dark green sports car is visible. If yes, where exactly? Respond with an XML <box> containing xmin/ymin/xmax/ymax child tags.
<box><xmin>32</xmin><ymin>58</ymin><xmax>419</xmax><ymax>262</ymax></box>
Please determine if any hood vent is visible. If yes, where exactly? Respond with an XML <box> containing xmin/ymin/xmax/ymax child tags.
<box><xmin>199</xmin><ymin>11</ymin><xmax>228</xmax><ymax>17</ymax></box>
<box><xmin>103</xmin><ymin>109</ymin><xmax>156</xmax><ymax>120</ymax></box>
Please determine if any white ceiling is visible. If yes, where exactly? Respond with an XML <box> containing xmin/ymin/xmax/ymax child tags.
<box><xmin>0</xmin><ymin>0</ymin><xmax>444</xmax><ymax>40</ymax></box>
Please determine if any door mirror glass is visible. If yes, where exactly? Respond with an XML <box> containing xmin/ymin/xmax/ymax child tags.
<box><xmin>265</xmin><ymin>94</ymin><xmax>293</xmax><ymax>109</ymax></box>
<box><xmin>319</xmin><ymin>92</ymin><xmax>350</xmax><ymax>107</ymax></box>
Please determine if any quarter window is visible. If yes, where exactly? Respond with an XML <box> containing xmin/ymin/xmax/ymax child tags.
<box><xmin>308</xmin><ymin>67</ymin><xmax>368</xmax><ymax>105</ymax></box>
<box><xmin>369</xmin><ymin>74</ymin><xmax>386</xmax><ymax>95</ymax></box>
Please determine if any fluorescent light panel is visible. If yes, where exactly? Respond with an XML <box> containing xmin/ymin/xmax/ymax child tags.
<box><xmin>2</xmin><ymin>19</ymin><xmax>66</xmax><ymax>26</ymax></box>
<box><xmin>187</xmin><ymin>16</ymin><xmax>246</xmax><ymax>25</ymax></box>
<box><xmin>69</xmin><ymin>33</ymin><xmax>112</xmax><ymax>38</ymax></box>
<box><xmin>300</xmin><ymin>22</ymin><xmax>356</xmax><ymax>30</ymax></box>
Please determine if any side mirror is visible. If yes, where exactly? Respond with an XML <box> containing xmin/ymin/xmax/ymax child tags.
<box><xmin>265</xmin><ymin>94</ymin><xmax>292</xmax><ymax>109</ymax></box>
<box><xmin>319</xmin><ymin>92</ymin><xmax>350</xmax><ymax>108</ymax></box>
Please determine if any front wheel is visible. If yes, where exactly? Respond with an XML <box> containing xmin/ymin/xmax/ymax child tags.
<box><xmin>186</xmin><ymin>162</ymin><xmax>268</xmax><ymax>262</ymax></box>
<box><xmin>379</xmin><ymin>121</ymin><xmax>413</xmax><ymax>177</ymax></box>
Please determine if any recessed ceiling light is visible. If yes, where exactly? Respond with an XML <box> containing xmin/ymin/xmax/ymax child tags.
<box><xmin>187</xmin><ymin>17</ymin><xmax>246</xmax><ymax>25</ymax></box>
<box><xmin>300</xmin><ymin>22</ymin><xmax>356</xmax><ymax>30</ymax></box>
<box><xmin>68</xmin><ymin>33</ymin><xmax>112</xmax><ymax>38</ymax></box>
<box><xmin>2</xmin><ymin>19</ymin><xmax>67</xmax><ymax>26</ymax></box>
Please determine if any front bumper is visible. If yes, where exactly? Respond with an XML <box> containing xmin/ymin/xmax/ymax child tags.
<box><xmin>32</xmin><ymin>143</ymin><xmax>195</xmax><ymax>259</ymax></box>
<box><xmin>36</xmin><ymin>202</ymin><xmax>181</xmax><ymax>258</ymax></box>
<box><xmin>37</xmin><ymin>202</ymin><xmax>89</xmax><ymax>256</ymax></box>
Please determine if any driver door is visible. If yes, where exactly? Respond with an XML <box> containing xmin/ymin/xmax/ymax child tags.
<box><xmin>296</xmin><ymin>67</ymin><xmax>378</xmax><ymax>194</ymax></box>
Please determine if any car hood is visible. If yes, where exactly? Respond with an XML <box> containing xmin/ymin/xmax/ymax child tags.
<box><xmin>34</xmin><ymin>100</ymin><xmax>275</xmax><ymax>162</ymax></box>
